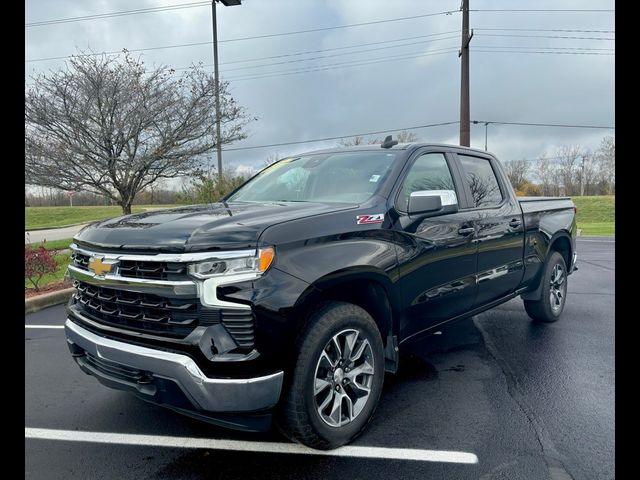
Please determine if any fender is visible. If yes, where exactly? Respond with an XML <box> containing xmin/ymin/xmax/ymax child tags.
<box><xmin>521</xmin><ymin>229</ymin><xmax>574</xmax><ymax>301</ymax></box>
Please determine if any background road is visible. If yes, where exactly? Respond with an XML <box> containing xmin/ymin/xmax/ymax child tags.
<box><xmin>25</xmin><ymin>224</ymin><xmax>88</xmax><ymax>244</ymax></box>
<box><xmin>25</xmin><ymin>237</ymin><xmax>614</xmax><ymax>479</ymax></box>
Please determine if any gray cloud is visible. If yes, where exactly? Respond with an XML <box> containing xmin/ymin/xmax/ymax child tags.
<box><xmin>26</xmin><ymin>0</ymin><xmax>614</xmax><ymax>174</ymax></box>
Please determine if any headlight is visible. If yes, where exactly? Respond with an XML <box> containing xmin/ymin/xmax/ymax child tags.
<box><xmin>188</xmin><ymin>247</ymin><xmax>275</xmax><ymax>279</ymax></box>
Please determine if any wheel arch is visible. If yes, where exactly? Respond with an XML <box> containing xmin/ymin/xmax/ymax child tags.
<box><xmin>292</xmin><ymin>267</ymin><xmax>401</xmax><ymax>372</ymax></box>
<box><xmin>549</xmin><ymin>232</ymin><xmax>573</xmax><ymax>271</ymax></box>
<box><xmin>521</xmin><ymin>230</ymin><xmax>573</xmax><ymax>301</ymax></box>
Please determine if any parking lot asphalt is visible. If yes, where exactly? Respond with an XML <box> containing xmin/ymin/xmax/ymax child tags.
<box><xmin>25</xmin><ymin>237</ymin><xmax>614</xmax><ymax>479</ymax></box>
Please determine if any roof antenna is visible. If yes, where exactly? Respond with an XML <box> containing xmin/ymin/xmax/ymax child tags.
<box><xmin>381</xmin><ymin>135</ymin><xmax>398</xmax><ymax>149</ymax></box>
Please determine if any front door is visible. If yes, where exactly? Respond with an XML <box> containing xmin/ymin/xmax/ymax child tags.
<box><xmin>392</xmin><ymin>150</ymin><xmax>478</xmax><ymax>341</ymax></box>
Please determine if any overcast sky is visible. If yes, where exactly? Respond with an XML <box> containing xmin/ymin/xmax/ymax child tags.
<box><xmin>25</xmin><ymin>0</ymin><xmax>614</xmax><ymax>177</ymax></box>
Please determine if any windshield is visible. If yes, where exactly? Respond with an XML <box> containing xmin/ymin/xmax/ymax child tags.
<box><xmin>228</xmin><ymin>151</ymin><xmax>398</xmax><ymax>203</ymax></box>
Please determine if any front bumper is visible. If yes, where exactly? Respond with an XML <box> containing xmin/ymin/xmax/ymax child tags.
<box><xmin>65</xmin><ymin>320</ymin><xmax>284</xmax><ymax>414</ymax></box>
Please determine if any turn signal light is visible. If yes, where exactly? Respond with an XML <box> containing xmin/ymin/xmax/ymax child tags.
<box><xmin>258</xmin><ymin>247</ymin><xmax>275</xmax><ymax>272</ymax></box>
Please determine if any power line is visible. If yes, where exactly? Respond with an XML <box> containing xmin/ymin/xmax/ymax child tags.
<box><xmin>27</xmin><ymin>42</ymin><xmax>213</xmax><ymax>64</ymax></box>
<box><xmin>27</xmin><ymin>42</ymin><xmax>612</xmax><ymax>86</ymax></box>
<box><xmin>473</xmin><ymin>49</ymin><xmax>614</xmax><ymax>56</ymax></box>
<box><xmin>470</xmin><ymin>9</ymin><xmax>614</xmax><ymax>13</ymax></box>
<box><xmin>222</xmin><ymin>41</ymin><xmax>616</xmax><ymax>82</ymax></box>
<box><xmin>477</xmin><ymin>33</ymin><xmax>614</xmax><ymax>41</ymax></box>
<box><xmin>26</xmin><ymin>1</ymin><xmax>210</xmax><ymax>27</ymax></box>
<box><xmin>175</xmin><ymin>35</ymin><xmax>460</xmax><ymax>73</ymax></box>
<box><xmin>474</xmin><ymin>121</ymin><xmax>614</xmax><ymax>130</ymax></box>
<box><xmin>475</xmin><ymin>28</ymin><xmax>614</xmax><ymax>33</ymax></box>
<box><xmin>25</xmin><ymin>10</ymin><xmax>459</xmax><ymax>63</ymax></box>
<box><xmin>175</xmin><ymin>43</ymin><xmax>612</xmax><ymax>83</ymax></box>
<box><xmin>224</xmin><ymin>48</ymin><xmax>459</xmax><ymax>82</ymax></box>
<box><xmin>221</xmin><ymin>120</ymin><xmax>614</xmax><ymax>152</ymax></box>
<box><xmin>221</xmin><ymin>121</ymin><xmax>460</xmax><ymax>152</ymax></box>
<box><xmin>219</xmin><ymin>30</ymin><xmax>460</xmax><ymax>66</ymax></box>
<box><xmin>474</xmin><ymin>45</ymin><xmax>613</xmax><ymax>51</ymax></box>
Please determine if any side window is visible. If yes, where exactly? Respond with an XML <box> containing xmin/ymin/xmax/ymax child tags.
<box><xmin>397</xmin><ymin>152</ymin><xmax>456</xmax><ymax>211</ymax></box>
<box><xmin>458</xmin><ymin>155</ymin><xmax>503</xmax><ymax>207</ymax></box>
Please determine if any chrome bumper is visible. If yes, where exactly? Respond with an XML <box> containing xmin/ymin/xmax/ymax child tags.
<box><xmin>65</xmin><ymin>320</ymin><xmax>283</xmax><ymax>412</ymax></box>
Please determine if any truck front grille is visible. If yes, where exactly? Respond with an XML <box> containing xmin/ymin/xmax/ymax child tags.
<box><xmin>82</xmin><ymin>351</ymin><xmax>147</xmax><ymax>384</ymax></box>
<box><xmin>118</xmin><ymin>260</ymin><xmax>187</xmax><ymax>281</ymax></box>
<box><xmin>70</xmin><ymin>252</ymin><xmax>187</xmax><ymax>281</ymax></box>
<box><xmin>69</xmin><ymin>245</ymin><xmax>257</xmax><ymax>351</ymax></box>
<box><xmin>71</xmin><ymin>251</ymin><xmax>90</xmax><ymax>269</ymax></box>
<box><xmin>71</xmin><ymin>281</ymin><xmax>256</xmax><ymax>350</ymax></box>
<box><xmin>73</xmin><ymin>281</ymin><xmax>199</xmax><ymax>338</ymax></box>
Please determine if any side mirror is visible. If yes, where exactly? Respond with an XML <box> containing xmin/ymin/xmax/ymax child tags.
<box><xmin>408</xmin><ymin>190</ymin><xmax>458</xmax><ymax>216</ymax></box>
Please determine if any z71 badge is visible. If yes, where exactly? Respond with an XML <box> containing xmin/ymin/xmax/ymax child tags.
<box><xmin>356</xmin><ymin>214</ymin><xmax>385</xmax><ymax>225</ymax></box>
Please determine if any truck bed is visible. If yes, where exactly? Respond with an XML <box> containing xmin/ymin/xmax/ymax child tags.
<box><xmin>518</xmin><ymin>196</ymin><xmax>575</xmax><ymax>214</ymax></box>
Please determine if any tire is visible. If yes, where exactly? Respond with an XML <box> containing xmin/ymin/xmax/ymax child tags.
<box><xmin>523</xmin><ymin>251</ymin><xmax>568</xmax><ymax>323</ymax></box>
<box><xmin>277</xmin><ymin>301</ymin><xmax>385</xmax><ymax>450</ymax></box>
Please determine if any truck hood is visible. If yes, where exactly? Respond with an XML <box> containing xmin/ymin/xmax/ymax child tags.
<box><xmin>73</xmin><ymin>201</ymin><xmax>357</xmax><ymax>252</ymax></box>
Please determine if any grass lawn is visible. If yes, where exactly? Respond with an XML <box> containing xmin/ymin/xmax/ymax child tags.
<box><xmin>24</xmin><ymin>250</ymin><xmax>71</xmax><ymax>290</ymax></box>
<box><xmin>25</xmin><ymin>204</ymin><xmax>178</xmax><ymax>230</ymax></box>
<box><xmin>570</xmin><ymin>196</ymin><xmax>615</xmax><ymax>236</ymax></box>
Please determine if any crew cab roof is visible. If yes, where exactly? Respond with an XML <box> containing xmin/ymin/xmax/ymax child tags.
<box><xmin>294</xmin><ymin>143</ymin><xmax>494</xmax><ymax>157</ymax></box>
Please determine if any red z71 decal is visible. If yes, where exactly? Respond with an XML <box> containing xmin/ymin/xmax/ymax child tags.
<box><xmin>356</xmin><ymin>214</ymin><xmax>385</xmax><ymax>225</ymax></box>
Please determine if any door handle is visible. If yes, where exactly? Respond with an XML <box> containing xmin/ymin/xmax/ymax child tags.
<box><xmin>458</xmin><ymin>227</ymin><xmax>475</xmax><ymax>236</ymax></box>
<box><xmin>508</xmin><ymin>218</ymin><xmax>522</xmax><ymax>228</ymax></box>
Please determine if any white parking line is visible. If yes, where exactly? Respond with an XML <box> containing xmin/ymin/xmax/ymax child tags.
<box><xmin>25</xmin><ymin>428</ymin><xmax>479</xmax><ymax>464</ymax></box>
<box><xmin>577</xmin><ymin>239</ymin><xmax>615</xmax><ymax>243</ymax></box>
<box><xmin>25</xmin><ymin>325</ymin><xmax>64</xmax><ymax>329</ymax></box>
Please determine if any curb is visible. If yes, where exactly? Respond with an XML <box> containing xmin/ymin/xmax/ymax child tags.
<box><xmin>25</xmin><ymin>288</ymin><xmax>75</xmax><ymax>314</ymax></box>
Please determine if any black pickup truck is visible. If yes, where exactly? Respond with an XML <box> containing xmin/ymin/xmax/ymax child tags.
<box><xmin>64</xmin><ymin>140</ymin><xmax>577</xmax><ymax>449</ymax></box>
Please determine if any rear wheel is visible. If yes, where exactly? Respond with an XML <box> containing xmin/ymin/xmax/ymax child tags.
<box><xmin>277</xmin><ymin>301</ymin><xmax>385</xmax><ymax>449</ymax></box>
<box><xmin>524</xmin><ymin>251</ymin><xmax>568</xmax><ymax>323</ymax></box>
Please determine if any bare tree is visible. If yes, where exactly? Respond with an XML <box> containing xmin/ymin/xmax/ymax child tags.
<box><xmin>535</xmin><ymin>155</ymin><xmax>558</xmax><ymax>196</ymax></box>
<box><xmin>25</xmin><ymin>51</ymin><xmax>254</xmax><ymax>214</ymax></box>
<box><xmin>340</xmin><ymin>130</ymin><xmax>418</xmax><ymax>147</ymax></box>
<box><xmin>395</xmin><ymin>130</ymin><xmax>419</xmax><ymax>143</ymax></box>
<box><xmin>339</xmin><ymin>135</ymin><xmax>366</xmax><ymax>147</ymax></box>
<box><xmin>595</xmin><ymin>136</ymin><xmax>615</xmax><ymax>194</ymax></box>
<box><xmin>556</xmin><ymin>145</ymin><xmax>583</xmax><ymax>195</ymax></box>
<box><xmin>503</xmin><ymin>159</ymin><xmax>529</xmax><ymax>191</ymax></box>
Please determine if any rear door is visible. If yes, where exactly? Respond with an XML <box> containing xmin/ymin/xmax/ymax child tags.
<box><xmin>454</xmin><ymin>153</ymin><xmax>525</xmax><ymax>306</ymax></box>
<box><xmin>391</xmin><ymin>148</ymin><xmax>478</xmax><ymax>341</ymax></box>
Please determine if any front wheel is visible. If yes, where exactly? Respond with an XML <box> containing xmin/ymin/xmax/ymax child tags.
<box><xmin>277</xmin><ymin>301</ymin><xmax>385</xmax><ymax>450</ymax></box>
<box><xmin>524</xmin><ymin>251</ymin><xmax>568</xmax><ymax>323</ymax></box>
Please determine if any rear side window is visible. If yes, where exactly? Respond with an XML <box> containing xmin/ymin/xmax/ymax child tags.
<box><xmin>397</xmin><ymin>152</ymin><xmax>455</xmax><ymax>211</ymax></box>
<box><xmin>458</xmin><ymin>155</ymin><xmax>503</xmax><ymax>207</ymax></box>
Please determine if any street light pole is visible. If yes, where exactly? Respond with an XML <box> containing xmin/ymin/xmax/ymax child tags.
<box><xmin>211</xmin><ymin>1</ymin><xmax>223</xmax><ymax>182</ymax></box>
<box><xmin>210</xmin><ymin>0</ymin><xmax>241</xmax><ymax>183</ymax></box>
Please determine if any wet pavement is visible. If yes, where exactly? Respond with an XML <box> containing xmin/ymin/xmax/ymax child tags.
<box><xmin>25</xmin><ymin>237</ymin><xmax>614</xmax><ymax>479</ymax></box>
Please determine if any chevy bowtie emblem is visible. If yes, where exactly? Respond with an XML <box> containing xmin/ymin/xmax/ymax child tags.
<box><xmin>89</xmin><ymin>257</ymin><xmax>113</xmax><ymax>276</ymax></box>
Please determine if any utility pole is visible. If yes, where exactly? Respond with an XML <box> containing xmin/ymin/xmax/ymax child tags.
<box><xmin>459</xmin><ymin>0</ymin><xmax>473</xmax><ymax>147</ymax></box>
<box><xmin>580</xmin><ymin>154</ymin><xmax>586</xmax><ymax>196</ymax></box>
<box><xmin>484</xmin><ymin>122</ymin><xmax>489</xmax><ymax>151</ymax></box>
<box><xmin>211</xmin><ymin>1</ymin><xmax>224</xmax><ymax>182</ymax></box>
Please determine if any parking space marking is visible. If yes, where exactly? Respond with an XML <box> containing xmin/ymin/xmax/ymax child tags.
<box><xmin>25</xmin><ymin>428</ymin><xmax>479</xmax><ymax>464</ymax></box>
<box><xmin>576</xmin><ymin>239</ymin><xmax>615</xmax><ymax>243</ymax></box>
<box><xmin>25</xmin><ymin>325</ymin><xmax>64</xmax><ymax>329</ymax></box>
